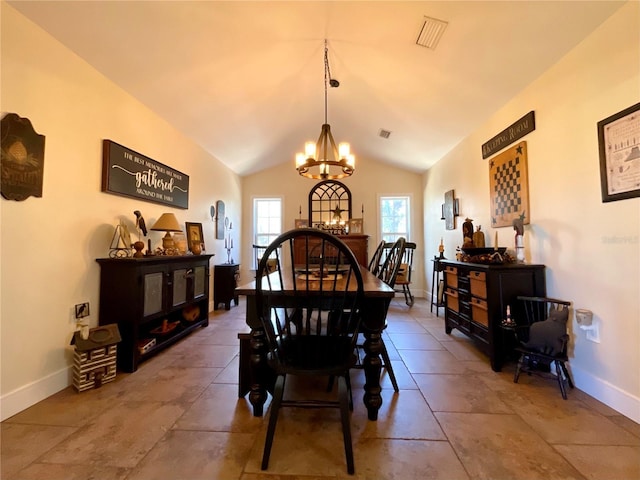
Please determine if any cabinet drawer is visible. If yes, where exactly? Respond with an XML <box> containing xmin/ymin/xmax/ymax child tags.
<box><xmin>469</xmin><ymin>271</ymin><xmax>487</xmax><ymax>299</ymax></box>
<box><xmin>445</xmin><ymin>266</ymin><xmax>458</xmax><ymax>289</ymax></box>
<box><xmin>471</xmin><ymin>297</ymin><xmax>488</xmax><ymax>327</ymax></box>
<box><xmin>445</xmin><ymin>288</ymin><xmax>459</xmax><ymax>312</ymax></box>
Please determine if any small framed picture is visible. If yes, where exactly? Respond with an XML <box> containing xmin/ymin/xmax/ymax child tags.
<box><xmin>348</xmin><ymin>218</ymin><xmax>363</xmax><ymax>234</ymax></box>
<box><xmin>185</xmin><ymin>222</ymin><xmax>205</xmax><ymax>252</ymax></box>
<box><xmin>294</xmin><ymin>218</ymin><xmax>309</xmax><ymax>228</ymax></box>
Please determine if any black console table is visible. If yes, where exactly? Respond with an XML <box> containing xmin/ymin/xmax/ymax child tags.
<box><xmin>441</xmin><ymin>260</ymin><xmax>546</xmax><ymax>371</ymax></box>
<box><xmin>96</xmin><ymin>254</ymin><xmax>213</xmax><ymax>372</ymax></box>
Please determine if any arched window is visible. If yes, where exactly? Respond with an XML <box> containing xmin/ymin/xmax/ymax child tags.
<box><xmin>308</xmin><ymin>180</ymin><xmax>352</xmax><ymax>227</ymax></box>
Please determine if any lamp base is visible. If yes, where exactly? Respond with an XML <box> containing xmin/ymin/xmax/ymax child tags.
<box><xmin>162</xmin><ymin>232</ymin><xmax>175</xmax><ymax>250</ymax></box>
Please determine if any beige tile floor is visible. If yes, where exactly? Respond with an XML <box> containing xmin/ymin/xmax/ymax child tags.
<box><xmin>3</xmin><ymin>298</ymin><xmax>639</xmax><ymax>480</ymax></box>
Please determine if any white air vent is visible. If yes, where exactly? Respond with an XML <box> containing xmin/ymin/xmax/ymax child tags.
<box><xmin>416</xmin><ymin>16</ymin><xmax>448</xmax><ymax>50</ymax></box>
<box><xmin>379</xmin><ymin>129</ymin><xmax>392</xmax><ymax>139</ymax></box>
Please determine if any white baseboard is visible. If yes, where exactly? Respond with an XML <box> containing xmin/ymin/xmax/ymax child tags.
<box><xmin>0</xmin><ymin>366</ymin><xmax>71</xmax><ymax>422</ymax></box>
<box><xmin>569</xmin><ymin>365</ymin><xmax>640</xmax><ymax>423</ymax></box>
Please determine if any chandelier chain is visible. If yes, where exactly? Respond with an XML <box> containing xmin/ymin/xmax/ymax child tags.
<box><xmin>324</xmin><ymin>40</ymin><xmax>331</xmax><ymax>125</ymax></box>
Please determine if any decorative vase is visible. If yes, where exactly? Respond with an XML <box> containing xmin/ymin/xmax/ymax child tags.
<box><xmin>191</xmin><ymin>241</ymin><xmax>202</xmax><ymax>255</ymax></box>
<box><xmin>133</xmin><ymin>241</ymin><xmax>145</xmax><ymax>258</ymax></box>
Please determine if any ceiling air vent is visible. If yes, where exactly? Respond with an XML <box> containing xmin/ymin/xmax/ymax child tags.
<box><xmin>379</xmin><ymin>129</ymin><xmax>392</xmax><ymax>139</ymax></box>
<box><xmin>416</xmin><ymin>16</ymin><xmax>448</xmax><ymax>50</ymax></box>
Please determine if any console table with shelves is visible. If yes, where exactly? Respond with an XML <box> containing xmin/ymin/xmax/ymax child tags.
<box><xmin>441</xmin><ymin>260</ymin><xmax>546</xmax><ymax>371</ymax></box>
<box><xmin>96</xmin><ymin>254</ymin><xmax>214</xmax><ymax>372</ymax></box>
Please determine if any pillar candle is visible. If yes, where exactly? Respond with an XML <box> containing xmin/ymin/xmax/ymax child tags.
<box><xmin>494</xmin><ymin>231</ymin><xmax>498</xmax><ymax>248</ymax></box>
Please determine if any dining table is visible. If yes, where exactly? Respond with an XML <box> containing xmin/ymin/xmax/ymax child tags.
<box><xmin>235</xmin><ymin>266</ymin><xmax>395</xmax><ymax>421</ymax></box>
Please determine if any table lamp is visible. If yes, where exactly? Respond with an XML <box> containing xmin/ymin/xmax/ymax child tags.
<box><xmin>150</xmin><ymin>213</ymin><xmax>182</xmax><ymax>250</ymax></box>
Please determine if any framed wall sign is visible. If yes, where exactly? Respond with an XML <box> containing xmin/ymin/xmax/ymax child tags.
<box><xmin>597</xmin><ymin>102</ymin><xmax>640</xmax><ymax>203</ymax></box>
<box><xmin>102</xmin><ymin>140</ymin><xmax>189</xmax><ymax>209</ymax></box>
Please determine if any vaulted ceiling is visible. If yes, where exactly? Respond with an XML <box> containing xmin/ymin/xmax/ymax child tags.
<box><xmin>9</xmin><ymin>1</ymin><xmax>625</xmax><ymax>176</ymax></box>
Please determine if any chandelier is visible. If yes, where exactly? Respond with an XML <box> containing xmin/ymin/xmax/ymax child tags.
<box><xmin>295</xmin><ymin>40</ymin><xmax>355</xmax><ymax>180</ymax></box>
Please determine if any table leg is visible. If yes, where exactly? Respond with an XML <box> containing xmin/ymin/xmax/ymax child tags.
<box><xmin>362</xmin><ymin>330</ymin><xmax>383</xmax><ymax>421</ymax></box>
<box><xmin>249</xmin><ymin>327</ymin><xmax>268</xmax><ymax>416</ymax></box>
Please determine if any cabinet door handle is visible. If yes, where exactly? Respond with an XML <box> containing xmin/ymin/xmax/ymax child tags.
<box><xmin>183</xmin><ymin>268</ymin><xmax>194</xmax><ymax>279</ymax></box>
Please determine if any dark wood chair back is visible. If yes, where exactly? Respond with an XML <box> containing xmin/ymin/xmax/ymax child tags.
<box><xmin>255</xmin><ymin>228</ymin><xmax>364</xmax><ymax>474</ymax></box>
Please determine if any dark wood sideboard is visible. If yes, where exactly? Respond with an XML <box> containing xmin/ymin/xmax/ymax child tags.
<box><xmin>441</xmin><ymin>260</ymin><xmax>546</xmax><ymax>371</ymax></box>
<box><xmin>293</xmin><ymin>234</ymin><xmax>369</xmax><ymax>267</ymax></box>
<box><xmin>96</xmin><ymin>254</ymin><xmax>213</xmax><ymax>372</ymax></box>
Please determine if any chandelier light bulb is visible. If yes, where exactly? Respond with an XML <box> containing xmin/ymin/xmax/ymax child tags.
<box><xmin>347</xmin><ymin>154</ymin><xmax>355</xmax><ymax>169</ymax></box>
<box><xmin>305</xmin><ymin>141</ymin><xmax>317</xmax><ymax>158</ymax></box>
<box><xmin>338</xmin><ymin>142</ymin><xmax>350</xmax><ymax>159</ymax></box>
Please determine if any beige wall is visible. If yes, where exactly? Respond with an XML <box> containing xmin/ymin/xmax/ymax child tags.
<box><xmin>240</xmin><ymin>158</ymin><xmax>425</xmax><ymax>293</ymax></box>
<box><xmin>0</xmin><ymin>3</ymin><xmax>241</xmax><ymax>420</ymax></box>
<box><xmin>424</xmin><ymin>1</ymin><xmax>639</xmax><ymax>421</ymax></box>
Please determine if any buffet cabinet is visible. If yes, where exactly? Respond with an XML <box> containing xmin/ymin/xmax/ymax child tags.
<box><xmin>293</xmin><ymin>234</ymin><xmax>369</xmax><ymax>267</ymax></box>
<box><xmin>96</xmin><ymin>254</ymin><xmax>213</xmax><ymax>372</ymax></box>
<box><xmin>441</xmin><ymin>260</ymin><xmax>546</xmax><ymax>371</ymax></box>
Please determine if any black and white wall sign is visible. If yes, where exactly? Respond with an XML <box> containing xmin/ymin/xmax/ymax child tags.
<box><xmin>102</xmin><ymin>140</ymin><xmax>189</xmax><ymax>209</ymax></box>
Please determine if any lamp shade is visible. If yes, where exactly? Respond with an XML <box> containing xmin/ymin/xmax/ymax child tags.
<box><xmin>150</xmin><ymin>213</ymin><xmax>182</xmax><ymax>232</ymax></box>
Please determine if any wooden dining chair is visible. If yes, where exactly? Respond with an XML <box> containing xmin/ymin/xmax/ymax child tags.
<box><xmin>512</xmin><ymin>296</ymin><xmax>574</xmax><ymax>399</ymax></box>
<box><xmin>340</xmin><ymin>237</ymin><xmax>406</xmax><ymax>393</ymax></box>
<box><xmin>253</xmin><ymin>243</ymin><xmax>278</xmax><ymax>275</ymax></box>
<box><xmin>371</xmin><ymin>237</ymin><xmax>406</xmax><ymax>392</ymax></box>
<box><xmin>394</xmin><ymin>242</ymin><xmax>416</xmax><ymax>307</ymax></box>
<box><xmin>367</xmin><ymin>240</ymin><xmax>386</xmax><ymax>276</ymax></box>
<box><xmin>255</xmin><ymin>228</ymin><xmax>364</xmax><ymax>475</ymax></box>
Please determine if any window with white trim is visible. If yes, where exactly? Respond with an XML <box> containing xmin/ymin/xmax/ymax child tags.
<box><xmin>253</xmin><ymin>197</ymin><xmax>283</xmax><ymax>266</ymax></box>
<box><xmin>380</xmin><ymin>195</ymin><xmax>410</xmax><ymax>242</ymax></box>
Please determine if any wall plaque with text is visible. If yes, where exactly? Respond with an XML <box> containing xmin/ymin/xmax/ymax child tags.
<box><xmin>482</xmin><ymin>111</ymin><xmax>536</xmax><ymax>159</ymax></box>
<box><xmin>101</xmin><ymin>140</ymin><xmax>189</xmax><ymax>209</ymax></box>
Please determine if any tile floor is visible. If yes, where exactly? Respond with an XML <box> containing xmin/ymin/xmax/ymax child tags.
<box><xmin>3</xmin><ymin>298</ymin><xmax>639</xmax><ymax>480</ymax></box>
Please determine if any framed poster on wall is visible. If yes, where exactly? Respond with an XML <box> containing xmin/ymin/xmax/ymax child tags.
<box><xmin>597</xmin><ymin>102</ymin><xmax>640</xmax><ymax>203</ymax></box>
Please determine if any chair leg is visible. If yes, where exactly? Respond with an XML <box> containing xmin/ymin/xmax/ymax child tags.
<box><xmin>337</xmin><ymin>376</ymin><xmax>355</xmax><ymax>475</ymax></box>
<box><xmin>514</xmin><ymin>354</ymin><xmax>525</xmax><ymax>383</ymax></box>
<box><xmin>345</xmin><ymin>371</ymin><xmax>354</xmax><ymax>411</ymax></box>
<box><xmin>402</xmin><ymin>284</ymin><xmax>414</xmax><ymax>307</ymax></box>
<box><xmin>327</xmin><ymin>375</ymin><xmax>335</xmax><ymax>392</ymax></box>
<box><xmin>380</xmin><ymin>339</ymin><xmax>399</xmax><ymax>392</ymax></box>
<box><xmin>261</xmin><ymin>375</ymin><xmax>285</xmax><ymax>470</ymax></box>
<box><xmin>559</xmin><ymin>361</ymin><xmax>574</xmax><ymax>389</ymax></box>
<box><xmin>555</xmin><ymin>361</ymin><xmax>568</xmax><ymax>400</ymax></box>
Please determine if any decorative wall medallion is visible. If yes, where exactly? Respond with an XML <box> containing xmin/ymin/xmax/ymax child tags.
<box><xmin>1</xmin><ymin>113</ymin><xmax>46</xmax><ymax>201</ymax></box>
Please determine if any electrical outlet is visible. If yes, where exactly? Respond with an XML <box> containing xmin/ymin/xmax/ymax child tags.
<box><xmin>75</xmin><ymin>302</ymin><xmax>90</xmax><ymax>319</ymax></box>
